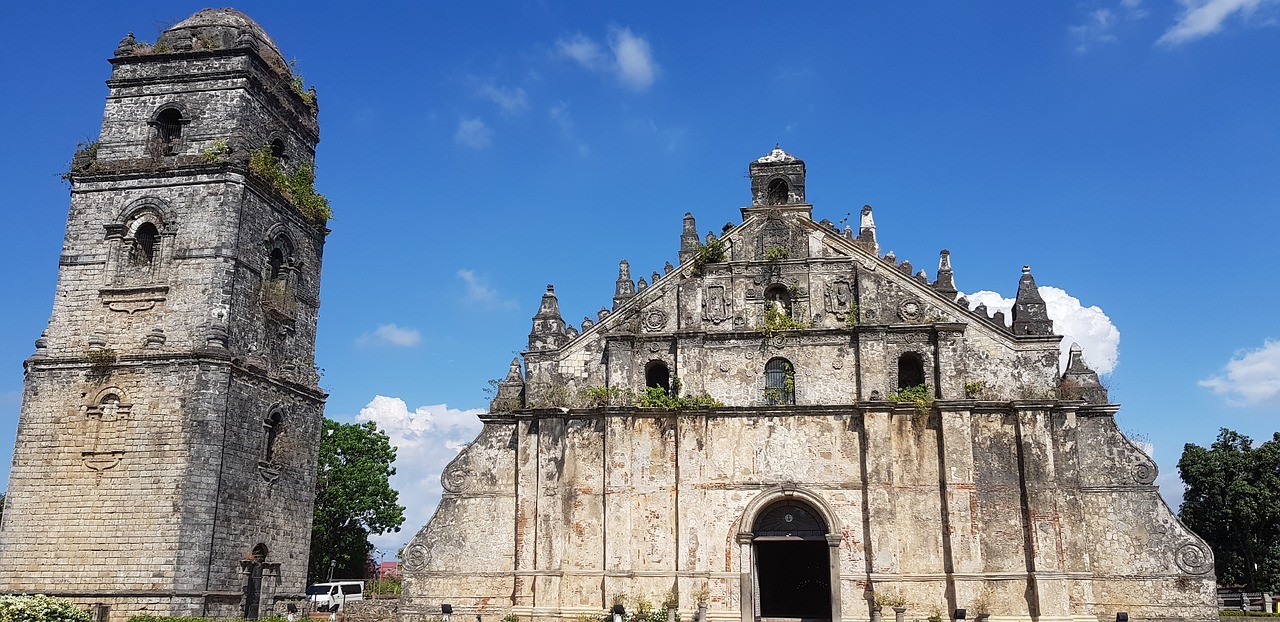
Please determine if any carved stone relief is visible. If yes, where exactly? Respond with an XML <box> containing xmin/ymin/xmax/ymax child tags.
<box><xmin>643</xmin><ymin>309</ymin><xmax>669</xmax><ymax>331</ymax></box>
<box><xmin>702</xmin><ymin>285</ymin><xmax>730</xmax><ymax>324</ymax></box>
<box><xmin>898</xmin><ymin>298</ymin><xmax>923</xmax><ymax>322</ymax></box>
<box><xmin>824</xmin><ymin>280</ymin><xmax>854</xmax><ymax>320</ymax></box>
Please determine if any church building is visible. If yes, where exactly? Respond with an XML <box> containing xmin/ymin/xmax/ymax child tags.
<box><xmin>400</xmin><ymin>148</ymin><xmax>1216</xmax><ymax>622</ymax></box>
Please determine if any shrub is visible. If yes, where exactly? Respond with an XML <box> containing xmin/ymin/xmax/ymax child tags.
<box><xmin>691</xmin><ymin>239</ymin><xmax>726</xmax><ymax>275</ymax></box>
<box><xmin>86</xmin><ymin>348</ymin><xmax>116</xmax><ymax>375</ymax></box>
<box><xmin>964</xmin><ymin>381</ymin><xmax>989</xmax><ymax>400</ymax></box>
<box><xmin>0</xmin><ymin>595</ymin><xmax>92</xmax><ymax>622</ymax></box>
<box><xmin>579</xmin><ymin>385</ymin><xmax>636</xmax><ymax>407</ymax></box>
<box><xmin>757</xmin><ymin>306</ymin><xmax>808</xmax><ymax>338</ymax></box>
<box><xmin>248</xmin><ymin>146</ymin><xmax>331</xmax><ymax>226</ymax></box>
<box><xmin>844</xmin><ymin>303</ymin><xmax>860</xmax><ymax>328</ymax></box>
<box><xmin>764</xmin><ymin>246</ymin><xmax>789</xmax><ymax>262</ymax></box>
<box><xmin>873</xmin><ymin>590</ymin><xmax>907</xmax><ymax>608</ymax></box>
<box><xmin>888</xmin><ymin>384</ymin><xmax>933</xmax><ymax>414</ymax></box>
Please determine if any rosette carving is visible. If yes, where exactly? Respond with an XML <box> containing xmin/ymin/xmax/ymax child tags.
<box><xmin>401</xmin><ymin>542</ymin><xmax>429</xmax><ymax>572</ymax></box>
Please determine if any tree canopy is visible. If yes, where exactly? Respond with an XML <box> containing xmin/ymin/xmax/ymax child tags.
<box><xmin>1178</xmin><ymin>428</ymin><xmax>1280</xmax><ymax>591</ymax></box>
<box><xmin>309</xmin><ymin>418</ymin><xmax>405</xmax><ymax>582</ymax></box>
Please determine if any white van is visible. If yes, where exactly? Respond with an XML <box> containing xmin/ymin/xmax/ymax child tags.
<box><xmin>306</xmin><ymin>581</ymin><xmax>364</xmax><ymax>611</ymax></box>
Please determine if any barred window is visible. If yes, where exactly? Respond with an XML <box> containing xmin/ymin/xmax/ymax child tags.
<box><xmin>764</xmin><ymin>358</ymin><xmax>795</xmax><ymax>405</ymax></box>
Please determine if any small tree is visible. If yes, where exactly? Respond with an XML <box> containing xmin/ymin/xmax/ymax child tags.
<box><xmin>1178</xmin><ymin>428</ymin><xmax>1280</xmax><ymax>592</ymax></box>
<box><xmin>309</xmin><ymin>419</ymin><xmax>406</xmax><ymax>582</ymax></box>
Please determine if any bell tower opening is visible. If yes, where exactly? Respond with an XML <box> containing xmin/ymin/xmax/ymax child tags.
<box><xmin>765</xmin><ymin>178</ymin><xmax>789</xmax><ymax>205</ymax></box>
<box><xmin>753</xmin><ymin>500</ymin><xmax>832</xmax><ymax>620</ymax></box>
<box><xmin>645</xmin><ymin>360</ymin><xmax>671</xmax><ymax>393</ymax></box>
<box><xmin>749</xmin><ymin>146</ymin><xmax>806</xmax><ymax>207</ymax></box>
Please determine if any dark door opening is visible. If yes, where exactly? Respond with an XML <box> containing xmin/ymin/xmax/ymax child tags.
<box><xmin>243</xmin><ymin>564</ymin><xmax>262</xmax><ymax>618</ymax></box>
<box><xmin>755</xmin><ymin>540</ymin><xmax>831</xmax><ymax>619</ymax></box>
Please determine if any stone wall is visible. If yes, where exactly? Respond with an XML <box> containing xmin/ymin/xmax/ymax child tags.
<box><xmin>402</xmin><ymin>404</ymin><xmax>1215</xmax><ymax>622</ymax></box>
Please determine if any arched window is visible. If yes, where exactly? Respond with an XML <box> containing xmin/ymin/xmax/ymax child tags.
<box><xmin>263</xmin><ymin>411</ymin><xmax>282</xmax><ymax>463</ymax></box>
<box><xmin>645</xmin><ymin>360</ymin><xmax>671</xmax><ymax>394</ymax></box>
<box><xmin>753</xmin><ymin>500</ymin><xmax>828</xmax><ymax>539</ymax></box>
<box><xmin>270</xmin><ymin>138</ymin><xmax>287</xmax><ymax>162</ymax></box>
<box><xmin>268</xmin><ymin>247</ymin><xmax>286</xmax><ymax>280</ymax></box>
<box><xmin>764</xmin><ymin>285</ymin><xmax>792</xmax><ymax>317</ymax></box>
<box><xmin>766</xmin><ymin>178</ymin><xmax>789</xmax><ymax>205</ymax></box>
<box><xmin>251</xmin><ymin>543</ymin><xmax>268</xmax><ymax>564</ymax></box>
<box><xmin>897</xmin><ymin>352</ymin><xmax>925</xmax><ymax>389</ymax></box>
<box><xmin>764</xmin><ymin>358</ymin><xmax>795</xmax><ymax>405</ymax></box>
<box><xmin>99</xmin><ymin>393</ymin><xmax>121</xmax><ymax>417</ymax></box>
<box><xmin>131</xmin><ymin>222</ymin><xmax>160</xmax><ymax>267</ymax></box>
<box><xmin>155</xmin><ymin>108</ymin><xmax>183</xmax><ymax>154</ymax></box>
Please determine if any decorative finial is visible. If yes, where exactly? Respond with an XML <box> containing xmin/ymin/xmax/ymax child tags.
<box><xmin>1012</xmin><ymin>266</ymin><xmax>1053</xmax><ymax>336</ymax></box>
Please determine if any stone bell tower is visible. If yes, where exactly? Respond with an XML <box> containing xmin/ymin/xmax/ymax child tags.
<box><xmin>0</xmin><ymin>9</ymin><xmax>327</xmax><ymax>621</ymax></box>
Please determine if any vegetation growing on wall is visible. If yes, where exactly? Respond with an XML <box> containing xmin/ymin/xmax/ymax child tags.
<box><xmin>757</xmin><ymin>305</ymin><xmax>809</xmax><ymax>338</ymax></box>
<box><xmin>691</xmin><ymin>238</ymin><xmax>726</xmax><ymax>275</ymax></box>
<box><xmin>248</xmin><ymin>146</ymin><xmax>331</xmax><ymax>226</ymax></box>
<box><xmin>888</xmin><ymin>383</ymin><xmax>933</xmax><ymax>414</ymax></box>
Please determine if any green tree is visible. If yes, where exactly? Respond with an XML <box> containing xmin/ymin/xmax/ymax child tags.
<box><xmin>309</xmin><ymin>418</ymin><xmax>405</xmax><ymax>582</ymax></box>
<box><xmin>1178</xmin><ymin>428</ymin><xmax>1280</xmax><ymax>591</ymax></box>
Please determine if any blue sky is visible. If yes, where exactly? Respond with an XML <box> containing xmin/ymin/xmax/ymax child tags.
<box><xmin>2</xmin><ymin>2</ymin><xmax>1279</xmax><ymax>558</ymax></box>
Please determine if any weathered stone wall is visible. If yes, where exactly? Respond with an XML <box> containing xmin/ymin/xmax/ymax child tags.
<box><xmin>402</xmin><ymin>405</ymin><xmax>1215</xmax><ymax>622</ymax></box>
<box><xmin>0</xmin><ymin>10</ymin><xmax>326</xmax><ymax>621</ymax></box>
<box><xmin>522</xmin><ymin>204</ymin><xmax>1060</xmax><ymax>410</ymax></box>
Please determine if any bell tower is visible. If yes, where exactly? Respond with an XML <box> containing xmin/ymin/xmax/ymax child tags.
<box><xmin>749</xmin><ymin>145</ymin><xmax>806</xmax><ymax>205</ymax></box>
<box><xmin>0</xmin><ymin>9</ymin><xmax>328</xmax><ymax>620</ymax></box>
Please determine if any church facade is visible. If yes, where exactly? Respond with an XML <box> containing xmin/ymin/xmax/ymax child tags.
<box><xmin>0</xmin><ymin>10</ymin><xmax>327</xmax><ymax>621</ymax></box>
<box><xmin>401</xmin><ymin>149</ymin><xmax>1216</xmax><ymax>622</ymax></box>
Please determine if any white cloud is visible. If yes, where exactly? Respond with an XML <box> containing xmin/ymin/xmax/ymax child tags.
<box><xmin>476</xmin><ymin>83</ymin><xmax>528</xmax><ymax>116</ymax></box>
<box><xmin>963</xmin><ymin>285</ymin><xmax>1121</xmax><ymax>375</ymax></box>
<box><xmin>1158</xmin><ymin>0</ymin><xmax>1272</xmax><ymax>46</ymax></box>
<box><xmin>557</xmin><ymin>27</ymin><xmax>660</xmax><ymax>91</ymax></box>
<box><xmin>1200</xmin><ymin>339</ymin><xmax>1280</xmax><ymax>407</ymax></box>
<box><xmin>557</xmin><ymin>33</ymin><xmax>606</xmax><ymax>69</ymax></box>
<box><xmin>457</xmin><ymin>269</ymin><xmax>516</xmax><ymax>310</ymax></box>
<box><xmin>454</xmin><ymin>117</ymin><xmax>492</xmax><ymax>150</ymax></box>
<box><xmin>357</xmin><ymin>396</ymin><xmax>486</xmax><ymax>557</ymax></box>
<box><xmin>1069</xmin><ymin>1</ymin><xmax>1150</xmax><ymax>53</ymax></box>
<box><xmin>356</xmin><ymin>323</ymin><xmax>422</xmax><ymax>348</ymax></box>
<box><xmin>610</xmin><ymin>28</ymin><xmax>659</xmax><ymax>91</ymax></box>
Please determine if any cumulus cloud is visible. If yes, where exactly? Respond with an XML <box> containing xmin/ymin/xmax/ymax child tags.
<box><xmin>454</xmin><ymin>117</ymin><xmax>492</xmax><ymax>150</ymax></box>
<box><xmin>1200</xmin><ymin>339</ymin><xmax>1280</xmax><ymax>407</ymax></box>
<box><xmin>356</xmin><ymin>396</ymin><xmax>486</xmax><ymax>556</ymax></box>
<box><xmin>457</xmin><ymin>269</ymin><xmax>516</xmax><ymax>310</ymax></box>
<box><xmin>476</xmin><ymin>83</ymin><xmax>528</xmax><ymax>116</ymax></box>
<box><xmin>1158</xmin><ymin>0</ymin><xmax>1274</xmax><ymax>46</ymax></box>
<box><xmin>356</xmin><ymin>323</ymin><xmax>422</xmax><ymax>348</ymax></box>
<box><xmin>557</xmin><ymin>27</ymin><xmax>660</xmax><ymax>91</ymax></box>
<box><xmin>963</xmin><ymin>286</ymin><xmax>1120</xmax><ymax>374</ymax></box>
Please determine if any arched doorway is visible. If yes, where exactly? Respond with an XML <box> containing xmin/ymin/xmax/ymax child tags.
<box><xmin>753</xmin><ymin>500</ymin><xmax>832</xmax><ymax>620</ymax></box>
<box><xmin>243</xmin><ymin>543</ymin><xmax>268</xmax><ymax>619</ymax></box>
